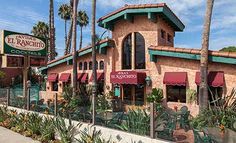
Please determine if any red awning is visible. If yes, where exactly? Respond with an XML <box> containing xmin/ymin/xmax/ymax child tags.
<box><xmin>163</xmin><ymin>72</ymin><xmax>187</xmax><ymax>86</ymax></box>
<box><xmin>110</xmin><ymin>71</ymin><xmax>146</xmax><ymax>84</ymax></box>
<box><xmin>48</xmin><ymin>73</ymin><xmax>58</xmax><ymax>82</ymax></box>
<box><xmin>59</xmin><ymin>73</ymin><xmax>71</xmax><ymax>82</ymax></box>
<box><xmin>89</xmin><ymin>73</ymin><xmax>104</xmax><ymax>82</ymax></box>
<box><xmin>81</xmin><ymin>73</ymin><xmax>88</xmax><ymax>83</ymax></box>
<box><xmin>78</xmin><ymin>73</ymin><xmax>83</xmax><ymax>81</ymax></box>
<box><xmin>195</xmin><ymin>71</ymin><xmax>224</xmax><ymax>87</ymax></box>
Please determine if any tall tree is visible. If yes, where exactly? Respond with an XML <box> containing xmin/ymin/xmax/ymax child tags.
<box><xmin>72</xmin><ymin>0</ymin><xmax>79</xmax><ymax>97</ymax></box>
<box><xmin>199</xmin><ymin>0</ymin><xmax>214</xmax><ymax>111</ymax></box>
<box><xmin>77</xmin><ymin>10</ymin><xmax>89</xmax><ymax>50</ymax></box>
<box><xmin>31</xmin><ymin>21</ymin><xmax>49</xmax><ymax>38</ymax></box>
<box><xmin>65</xmin><ymin>0</ymin><xmax>74</xmax><ymax>55</ymax></box>
<box><xmin>91</xmin><ymin>0</ymin><xmax>97</xmax><ymax>125</ymax></box>
<box><xmin>58</xmin><ymin>4</ymin><xmax>72</xmax><ymax>55</ymax></box>
<box><xmin>49</xmin><ymin>0</ymin><xmax>56</xmax><ymax>61</ymax></box>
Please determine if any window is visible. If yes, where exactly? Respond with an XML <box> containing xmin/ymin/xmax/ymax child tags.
<box><xmin>135</xmin><ymin>85</ymin><xmax>144</xmax><ymax>106</ymax></box>
<box><xmin>52</xmin><ymin>82</ymin><xmax>58</xmax><ymax>91</ymax></box>
<box><xmin>135</xmin><ymin>32</ymin><xmax>145</xmax><ymax>69</ymax></box>
<box><xmin>97</xmin><ymin>82</ymin><xmax>104</xmax><ymax>95</ymax></box>
<box><xmin>89</xmin><ymin>61</ymin><xmax>92</xmax><ymax>70</ymax></box>
<box><xmin>84</xmin><ymin>62</ymin><xmax>87</xmax><ymax>70</ymax></box>
<box><xmin>123</xmin><ymin>85</ymin><xmax>132</xmax><ymax>105</ymax></box>
<box><xmin>122</xmin><ymin>34</ymin><xmax>132</xmax><ymax>69</ymax></box>
<box><xmin>197</xmin><ymin>86</ymin><xmax>223</xmax><ymax>105</ymax></box>
<box><xmin>99</xmin><ymin>61</ymin><xmax>104</xmax><ymax>70</ymax></box>
<box><xmin>167</xmin><ymin>85</ymin><xmax>186</xmax><ymax>103</ymax></box>
<box><xmin>79</xmin><ymin>62</ymin><xmax>83</xmax><ymax>70</ymax></box>
<box><xmin>161</xmin><ymin>29</ymin><xmax>166</xmax><ymax>39</ymax></box>
<box><xmin>167</xmin><ymin>34</ymin><xmax>172</xmax><ymax>43</ymax></box>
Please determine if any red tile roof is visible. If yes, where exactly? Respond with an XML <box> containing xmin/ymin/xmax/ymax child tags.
<box><xmin>149</xmin><ymin>46</ymin><xmax>236</xmax><ymax>58</ymax></box>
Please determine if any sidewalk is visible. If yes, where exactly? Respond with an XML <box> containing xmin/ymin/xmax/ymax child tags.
<box><xmin>0</xmin><ymin>126</ymin><xmax>40</xmax><ymax>143</ymax></box>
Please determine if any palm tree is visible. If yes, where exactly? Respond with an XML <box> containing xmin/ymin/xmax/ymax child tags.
<box><xmin>58</xmin><ymin>4</ymin><xmax>72</xmax><ymax>54</ymax></box>
<box><xmin>31</xmin><ymin>21</ymin><xmax>49</xmax><ymax>38</ymax></box>
<box><xmin>71</xmin><ymin>0</ymin><xmax>79</xmax><ymax>97</ymax></box>
<box><xmin>199</xmin><ymin>0</ymin><xmax>214</xmax><ymax>111</ymax></box>
<box><xmin>91</xmin><ymin>0</ymin><xmax>97</xmax><ymax>125</ymax></box>
<box><xmin>65</xmin><ymin>0</ymin><xmax>74</xmax><ymax>55</ymax></box>
<box><xmin>49</xmin><ymin>0</ymin><xmax>56</xmax><ymax>60</ymax></box>
<box><xmin>77</xmin><ymin>10</ymin><xmax>89</xmax><ymax>50</ymax></box>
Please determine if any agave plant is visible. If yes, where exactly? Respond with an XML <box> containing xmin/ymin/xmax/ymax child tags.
<box><xmin>53</xmin><ymin>116</ymin><xmax>81</xmax><ymax>143</ymax></box>
<box><xmin>11</xmin><ymin>112</ymin><xmax>29</xmax><ymax>133</ymax></box>
<box><xmin>116</xmin><ymin>109</ymin><xmax>150</xmax><ymax>135</ymax></box>
<box><xmin>25</xmin><ymin>113</ymin><xmax>43</xmax><ymax>137</ymax></box>
<box><xmin>76</xmin><ymin>126</ymin><xmax>112</xmax><ymax>143</ymax></box>
<box><xmin>191</xmin><ymin>88</ymin><xmax>236</xmax><ymax>130</ymax></box>
<box><xmin>40</xmin><ymin>117</ymin><xmax>55</xmax><ymax>142</ymax></box>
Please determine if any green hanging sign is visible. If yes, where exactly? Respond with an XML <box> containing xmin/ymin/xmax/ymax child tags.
<box><xmin>0</xmin><ymin>30</ymin><xmax>47</xmax><ymax>56</ymax></box>
<box><xmin>115</xmin><ymin>86</ymin><xmax>120</xmax><ymax>97</ymax></box>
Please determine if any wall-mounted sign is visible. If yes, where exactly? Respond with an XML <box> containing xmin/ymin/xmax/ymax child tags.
<box><xmin>30</xmin><ymin>57</ymin><xmax>46</xmax><ymax>67</ymax></box>
<box><xmin>0</xmin><ymin>30</ymin><xmax>47</xmax><ymax>56</ymax></box>
<box><xmin>110</xmin><ymin>71</ymin><xmax>146</xmax><ymax>84</ymax></box>
<box><xmin>1</xmin><ymin>55</ymin><xmax>24</xmax><ymax>68</ymax></box>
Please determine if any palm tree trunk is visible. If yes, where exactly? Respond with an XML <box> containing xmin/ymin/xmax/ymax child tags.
<box><xmin>65</xmin><ymin>21</ymin><xmax>73</xmax><ymax>55</ymax></box>
<box><xmin>79</xmin><ymin>26</ymin><xmax>83</xmax><ymax>50</ymax></box>
<box><xmin>91</xmin><ymin>0</ymin><xmax>97</xmax><ymax>125</ymax></box>
<box><xmin>199</xmin><ymin>0</ymin><xmax>214</xmax><ymax>111</ymax></box>
<box><xmin>72</xmin><ymin>0</ymin><xmax>78</xmax><ymax>97</ymax></box>
<box><xmin>50</xmin><ymin>0</ymin><xmax>56</xmax><ymax>60</ymax></box>
<box><xmin>65</xmin><ymin>20</ymin><xmax>67</xmax><ymax>50</ymax></box>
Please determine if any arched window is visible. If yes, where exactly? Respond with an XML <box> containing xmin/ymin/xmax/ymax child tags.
<box><xmin>99</xmin><ymin>61</ymin><xmax>104</xmax><ymax>70</ymax></box>
<box><xmin>122</xmin><ymin>33</ymin><xmax>132</xmax><ymax>69</ymax></box>
<box><xmin>135</xmin><ymin>32</ymin><xmax>145</xmax><ymax>69</ymax></box>
<box><xmin>89</xmin><ymin>61</ymin><xmax>92</xmax><ymax>70</ymax></box>
<box><xmin>84</xmin><ymin>62</ymin><xmax>87</xmax><ymax>70</ymax></box>
<box><xmin>79</xmin><ymin>62</ymin><xmax>83</xmax><ymax>70</ymax></box>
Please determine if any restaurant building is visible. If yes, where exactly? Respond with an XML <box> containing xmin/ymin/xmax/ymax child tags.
<box><xmin>40</xmin><ymin>3</ymin><xmax>236</xmax><ymax>115</ymax></box>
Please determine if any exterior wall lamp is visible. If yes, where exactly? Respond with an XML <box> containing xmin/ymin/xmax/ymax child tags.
<box><xmin>145</xmin><ymin>76</ymin><xmax>152</xmax><ymax>86</ymax></box>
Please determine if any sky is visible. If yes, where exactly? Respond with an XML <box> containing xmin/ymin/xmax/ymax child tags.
<box><xmin>0</xmin><ymin>0</ymin><xmax>235</xmax><ymax>57</ymax></box>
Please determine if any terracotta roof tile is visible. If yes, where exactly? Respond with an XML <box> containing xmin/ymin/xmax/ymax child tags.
<box><xmin>149</xmin><ymin>46</ymin><xmax>236</xmax><ymax>59</ymax></box>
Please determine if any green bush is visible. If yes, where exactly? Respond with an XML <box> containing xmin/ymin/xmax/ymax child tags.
<box><xmin>147</xmin><ymin>88</ymin><xmax>163</xmax><ymax>103</ymax></box>
<box><xmin>116</xmin><ymin>109</ymin><xmax>150</xmax><ymax>135</ymax></box>
<box><xmin>53</xmin><ymin>116</ymin><xmax>80</xmax><ymax>143</ymax></box>
<box><xmin>77</xmin><ymin>127</ymin><xmax>112</xmax><ymax>143</ymax></box>
<box><xmin>186</xmin><ymin>89</ymin><xmax>197</xmax><ymax>104</ymax></box>
<box><xmin>191</xmin><ymin>89</ymin><xmax>236</xmax><ymax>130</ymax></box>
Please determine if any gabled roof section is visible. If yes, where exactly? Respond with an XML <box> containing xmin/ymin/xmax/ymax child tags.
<box><xmin>39</xmin><ymin>39</ymin><xmax>114</xmax><ymax>71</ymax></box>
<box><xmin>148</xmin><ymin>46</ymin><xmax>236</xmax><ymax>65</ymax></box>
<box><xmin>98</xmin><ymin>3</ymin><xmax>185</xmax><ymax>31</ymax></box>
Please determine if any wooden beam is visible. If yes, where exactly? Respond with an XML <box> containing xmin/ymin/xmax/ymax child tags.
<box><xmin>124</xmin><ymin>13</ymin><xmax>133</xmax><ymax>23</ymax></box>
<box><xmin>148</xmin><ymin>12</ymin><xmax>157</xmax><ymax>23</ymax></box>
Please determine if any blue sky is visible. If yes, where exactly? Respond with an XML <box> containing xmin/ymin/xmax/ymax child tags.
<box><xmin>0</xmin><ymin>0</ymin><xmax>235</xmax><ymax>57</ymax></box>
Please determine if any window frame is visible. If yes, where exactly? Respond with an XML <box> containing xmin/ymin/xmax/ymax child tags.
<box><xmin>122</xmin><ymin>33</ymin><xmax>132</xmax><ymax>70</ymax></box>
<box><xmin>79</xmin><ymin>62</ymin><xmax>83</xmax><ymax>70</ymax></box>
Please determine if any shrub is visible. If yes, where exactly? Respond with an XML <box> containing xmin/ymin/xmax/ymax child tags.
<box><xmin>53</xmin><ymin>116</ymin><xmax>80</xmax><ymax>143</ymax></box>
<box><xmin>191</xmin><ymin>89</ymin><xmax>236</xmax><ymax>130</ymax></box>
<box><xmin>77</xmin><ymin>127</ymin><xmax>112</xmax><ymax>143</ymax></box>
<box><xmin>116</xmin><ymin>109</ymin><xmax>150</xmax><ymax>135</ymax></box>
<box><xmin>147</xmin><ymin>88</ymin><xmax>163</xmax><ymax>103</ymax></box>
